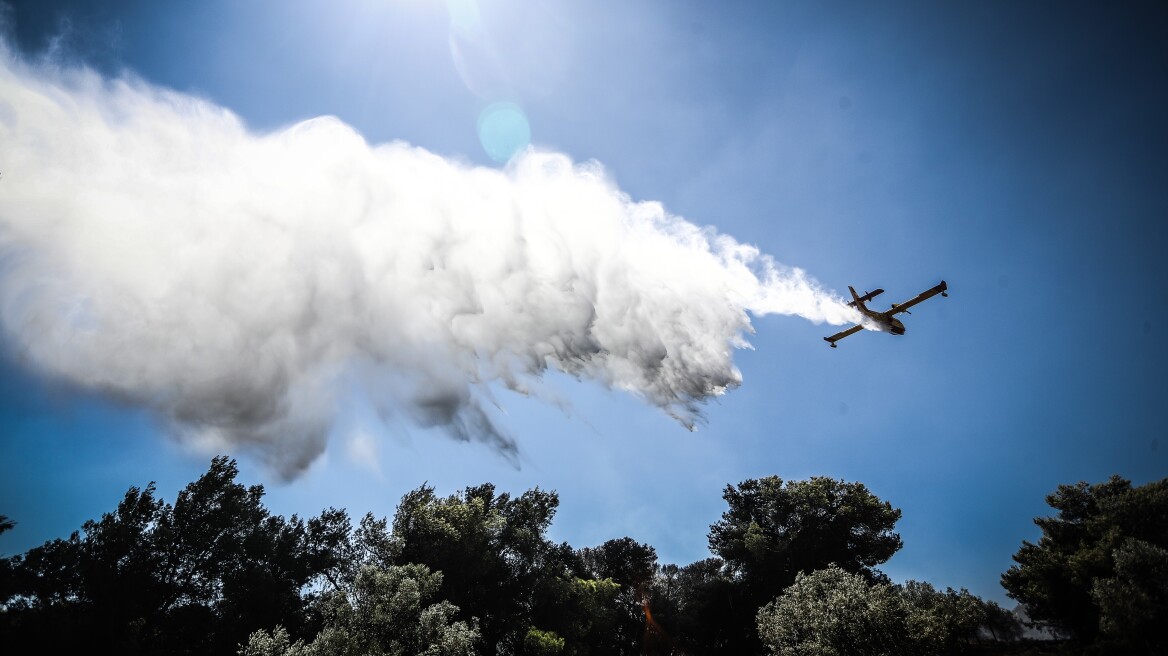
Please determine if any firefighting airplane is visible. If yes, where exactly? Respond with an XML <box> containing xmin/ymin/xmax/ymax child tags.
<box><xmin>824</xmin><ymin>281</ymin><xmax>948</xmax><ymax>348</ymax></box>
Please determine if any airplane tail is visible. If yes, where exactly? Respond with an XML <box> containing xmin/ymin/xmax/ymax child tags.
<box><xmin>846</xmin><ymin>286</ymin><xmax>884</xmax><ymax>310</ymax></box>
<box><xmin>848</xmin><ymin>286</ymin><xmax>868</xmax><ymax>311</ymax></box>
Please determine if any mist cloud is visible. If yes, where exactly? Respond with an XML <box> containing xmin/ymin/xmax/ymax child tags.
<box><xmin>0</xmin><ymin>48</ymin><xmax>858</xmax><ymax>476</ymax></box>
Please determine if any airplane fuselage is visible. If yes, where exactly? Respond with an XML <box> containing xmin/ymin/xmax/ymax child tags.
<box><xmin>862</xmin><ymin>311</ymin><xmax>905</xmax><ymax>335</ymax></box>
<box><xmin>853</xmin><ymin>299</ymin><xmax>907</xmax><ymax>335</ymax></box>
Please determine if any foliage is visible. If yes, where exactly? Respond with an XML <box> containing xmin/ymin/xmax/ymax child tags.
<box><xmin>242</xmin><ymin>564</ymin><xmax>479</xmax><ymax>656</ymax></box>
<box><xmin>701</xmin><ymin>476</ymin><xmax>903</xmax><ymax>652</ymax></box>
<box><xmin>388</xmin><ymin>482</ymin><xmax>568</xmax><ymax>651</ymax></box>
<box><xmin>757</xmin><ymin>565</ymin><xmax>909</xmax><ymax>656</ymax></box>
<box><xmin>1001</xmin><ymin>475</ymin><xmax>1168</xmax><ymax>641</ymax></box>
<box><xmin>2</xmin><ymin>460</ymin><xmax>1037</xmax><ymax>656</ymax></box>
<box><xmin>710</xmin><ymin>476</ymin><xmax>903</xmax><ymax>591</ymax></box>
<box><xmin>239</xmin><ymin>625</ymin><xmax>313</xmax><ymax>656</ymax></box>
<box><xmin>1090</xmin><ymin>537</ymin><xmax>1168</xmax><ymax>653</ymax></box>
<box><xmin>574</xmin><ymin>537</ymin><xmax>658</xmax><ymax>652</ymax></box>
<box><xmin>899</xmin><ymin>580</ymin><xmax>988</xmax><ymax>654</ymax></box>
<box><xmin>534</xmin><ymin>576</ymin><xmax>624</xmax><ymax>655</ymax></box>
<box><xmin>978</xmin><ymin>599</ymin><xmax>1023</xmax><ymax>643</ymax></box>
<box><xmin>578</xmin><ymin>537</ymin><xmax>657</xmax><ymax>589</ymax></box>
<box><xmin>757</xmin><ymin>566</ymin><xmax>1002</xmax><ymax>656</ymax></box>
<box><xmin>647</xmin><ymin>558</ymin><xmax>740</xmax><ymax>654</ymax></box>
<box><xmin>375</xmin><ymin>482</ymin><xmax>659</xmax><ymax>654</ymax></box>
<box><xmin>0</xmin><ymin>456</ymin><xmax>350</xmax><ymax>655</ymax></box>
<box><xmin>523</xmin><ymin>627</ymin><xmax>566</xmax><ymax>655</ymax></box>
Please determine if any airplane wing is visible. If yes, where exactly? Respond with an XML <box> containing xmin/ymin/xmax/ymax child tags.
<box><xmin>888</xmin><ymin>280</ymin><xmax>948</xmax><ymax>315</ymax></box>
<box><xmin>824</xmin><ymin>324</ymin><xmax>864</xmax><ymax>348</ymax></box>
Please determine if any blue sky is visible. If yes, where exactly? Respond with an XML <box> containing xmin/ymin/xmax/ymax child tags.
<box><xmin>1</xmin><ymin>0</ymin><xmax>1166</xmax><ymax>607</ymax></box>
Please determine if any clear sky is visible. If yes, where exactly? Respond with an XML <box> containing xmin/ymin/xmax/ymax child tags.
<box><xmin>1</xmin><ymin>0</ymin><xmax>1165</xmax><ymax>607</ymax></box>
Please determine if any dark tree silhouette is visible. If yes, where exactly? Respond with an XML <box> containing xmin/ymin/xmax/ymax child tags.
<box><xmin>388</xmin><ymin>482</ymin><xmax>569</xmax><ymax>651</ymax></box>
<box><xmin>648</xmin><ymin>558</ymin><xmax>740</xmax><ymax>655</ymax></box>
<box><xmin>700</xmin><ymin>475</ymin><xmax>902</xmax><ymax>653</ymax></box>
<box><xmin>1002</xmin><ymin>474</ymin><xmax>1168</xmax><ymax>646</ymax></box>
<box><xmin>710</xmin><ymin>476</ymin><xmax>903</xmax><ymax>593</ymax></box>
<box><xmin>0</xmin><ymin>457</ymin><xmax>350</xmax><ymax>655</ymax></box>
<box><xmin>576</xmin><ymin>537</ymin><xmax>658</xmax><ymax>652</ymax></box>
<box><xmin>2</xmin><ymin>462</ymin><xmax>1033</xmax><ymax>656</ymax></box>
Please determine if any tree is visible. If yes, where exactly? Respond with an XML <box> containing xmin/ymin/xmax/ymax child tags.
<box><xmin>647</xmin><ymin>558</ymin><xmax>739</xmax><ymax>655</ymax></box>
<box><xmin>705</xmin><ymin>476</ymin><xmax>902</xmax><ymax>652</ymax></box>
<box><xmin>241</xmin><ymin>563</ymin><xmax>479</xmax><ymax>656</ymax></box>
<box><xmin>1090</xmin><ymin>537</ymin><xmax>1168</xmax><ymax>653</ymax></box>
<box><xmin>757</xmin><ymin>565</ymin><xmax>910</xmax><ymax>656</ymax></box>
<box><xmin>526</xmin><ymin>575</ymin><xmax>623</xmax><ymax>655</ymax></box>
<box><xmin>0</xmin><ymin>530</ymin><xmax>88</xmax><ymax>645</ymax></box>
<box><xmin>152</xmin><ymin>456</ymin><xmax>351</xmax><ymax>652</ymax></box>
<box><xmin>576</xmin><ymin>537</ymin><xmax>658</xmax><ymax>652</ymax></box>
<box><xmin>710</xmin><ymin>476</ymin><xmax>903</xmax><ymax>592</ymax></box>
<box><xmin>757</xmin><ymin>567</ymin><xmax>997</xmax><ymax>656</ymax></box>
<box><xmin>0</xmin><ymin>514</ymin><xmax>17</xmax><ymax>607</ymax></box>
<box><xmin>899</xmin><ymin>581</ymin><xmax>987</xmax><ymax>654</ymax></box>
<box><xmin>0</xmin><ymin>457</ymin><xmax>351</xmax><ymax>655</ymax></box>
<box><xmin>978</xmin><ymin>600</ymin><xmax>1023</xmax><ymax>644</ymax></box>
<box><xmin>237</xmin><ymin>625</ymin><xmax>313</xmax><ymax>656</ymax></box>
<box><xmin>1001</xmin><ymin>475</ymin><xmax>1168</xmax><ymax>641</ymax></box>
<box><xmin>389</xmin><ymin>483</ymin><xmax>572</xmax><ymax>652</ymax></box>
<box><xmin>578</xmin><ymin>537</ymin><xmax>657</xmax><ymax>592</ymax></box>
<box><xmin>387</xmin><ymin>484</ymin><xmax>657</xmax><ymax>654</ymax></box>
<box><xmin>0</xmin><ymin>481</ymin><xmax>171</xmax><ymax>652</ymax></box>
<box><xmin>523</xmin><ymin>627</ymin><xmax>567</xmax><ymax>655</ymax></box>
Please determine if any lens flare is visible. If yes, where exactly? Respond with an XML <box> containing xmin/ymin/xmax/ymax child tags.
<box><xmin>477</xmin><ymin>101</ymin><xmax>531</xmax><ymax>162</ymax></box>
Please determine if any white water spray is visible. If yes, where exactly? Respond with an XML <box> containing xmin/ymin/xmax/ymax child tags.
<box><xmin>0</xmin><ymin>48</ymin><xmax>857</xmax><ymax>475</ymax></box>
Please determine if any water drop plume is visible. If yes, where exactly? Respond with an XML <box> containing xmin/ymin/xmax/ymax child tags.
<box><xmin>0</xmin><ymin>47</ymin><xmax>857</xmax><ymax>475</ymax></box>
